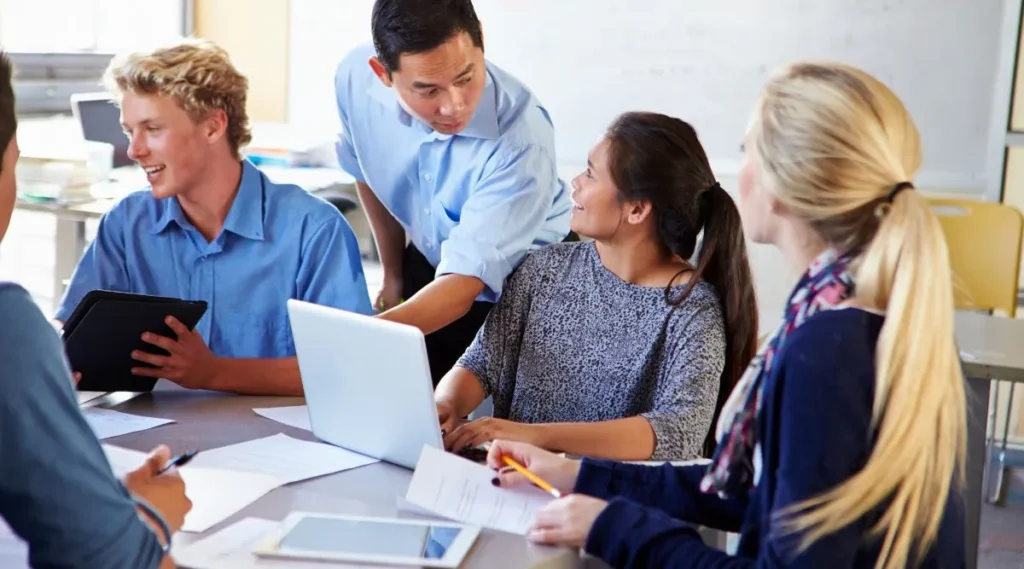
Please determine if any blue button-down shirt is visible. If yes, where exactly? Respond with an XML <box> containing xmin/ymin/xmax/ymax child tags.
<box><xmin>334</xmin><ymin>44</ymin><xmax>571</xmax><ymax>302</ymax></box>
<box><xmin>1</xmin><ymin>282</ymin><xmax>164</xmax><ymax>569</ymax></box>
<box><xmin>55</xmin><ymin>160</ymin><xmax>373</xmax><ymax>358</ymax></box>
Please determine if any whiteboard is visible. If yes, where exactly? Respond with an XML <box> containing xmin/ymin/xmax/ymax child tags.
<box><xmin>290</xmin><ymin>0</ymin><xmax>1004</xmax><ymax>191</ymax></box>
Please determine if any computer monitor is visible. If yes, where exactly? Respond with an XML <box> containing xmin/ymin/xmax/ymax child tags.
<box><xmin>70</xmin><ymin>92</ymin><xmax>133</xmax><ymax>168</ymax></box>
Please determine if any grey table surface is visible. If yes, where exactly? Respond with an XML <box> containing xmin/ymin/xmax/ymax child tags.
<box><xmin>92</xmin><ymin>383</ymin><xmax>593</xmax><ymax>569</ymax></box>
<box><xmin>956</xmin><ymin>310</ymin><xmax>1024</xmax><ymax>382</ymax></box>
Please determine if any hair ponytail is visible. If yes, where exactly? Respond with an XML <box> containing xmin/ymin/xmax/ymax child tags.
<box><xmin>689</xmin><ymin>184</ymin><xmax>759</xmax><ymax>457</ymax></box>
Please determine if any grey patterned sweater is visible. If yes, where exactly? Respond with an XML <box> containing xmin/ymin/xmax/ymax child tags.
<box><xmin>457</xmin><ymin>242</ymin><xmax>727</xmax><ymax>460</ymax></box>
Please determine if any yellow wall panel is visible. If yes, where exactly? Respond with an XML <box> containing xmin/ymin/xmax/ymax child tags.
<box><xmin>193</xmin><ymin>0</ymin><xmax>289</xmax><ymax>123</ymax></box>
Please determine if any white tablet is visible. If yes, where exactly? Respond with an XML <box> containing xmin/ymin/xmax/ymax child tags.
<box><xmin>252</xmin><ymin>512</ymin><xmax>481</xmax><ymax>568</ymax></box>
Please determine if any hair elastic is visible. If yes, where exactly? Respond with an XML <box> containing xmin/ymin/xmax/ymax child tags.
<box><xmin>887</xmin><ymin>181</ymin><xmax>914</xmax><ymax>202</ymax></box>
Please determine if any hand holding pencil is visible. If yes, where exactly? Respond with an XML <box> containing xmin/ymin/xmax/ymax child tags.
<box><xmin>486</xmin><ymin>440</ymin><xmax>581</xmax><ymax>498</ymax></box>
<box><xmin>487</xmin><ymin>440</ymin><xmax>609</xmax><ymax>548</ymax></box>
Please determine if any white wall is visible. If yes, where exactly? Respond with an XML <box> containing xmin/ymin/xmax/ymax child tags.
<box><xmin>287</xmin><ymin>0</ymin><xmax>1004</xmax><ymax>332</ymax></box>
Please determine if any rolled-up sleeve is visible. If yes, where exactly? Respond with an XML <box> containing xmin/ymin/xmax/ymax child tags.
<box><xmin>55</xmin><ymin>206</ymin><xmax>131</xmax><ymax>322</ymax></box>
<box><xmin>642</xmin><ymin>302</ymin><xmax>726</xmax><ymax>460</ymax></box>
<box><xmin>436</xmin><ymin>143</ymin><xmax>559</xmax><ymax>302</ymax></box>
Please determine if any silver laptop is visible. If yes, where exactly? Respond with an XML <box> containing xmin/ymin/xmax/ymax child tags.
<box><xmin>287</xmin><ymin>299</ymin><xmax>445</xmax><ymax>470</ymax></box>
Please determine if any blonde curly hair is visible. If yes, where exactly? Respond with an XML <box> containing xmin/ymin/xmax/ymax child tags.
<box><xmin>104</xmin><ymin>38</ymin><xmax>252</xmax><ymax>156</ymax></box>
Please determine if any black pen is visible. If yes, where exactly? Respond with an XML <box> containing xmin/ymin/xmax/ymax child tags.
<box><xmin>157</xmin><ymin>450</ymin><xmax>198</xmax><ymax>475</ymax></box>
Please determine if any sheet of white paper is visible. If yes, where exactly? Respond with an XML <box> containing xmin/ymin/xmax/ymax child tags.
<box><xmin>0</xmin><ymin>518</ymin><xmax>27</xmax><ymax>569</ymax></box>
<box><xmin>83</xmin><ymin>407</ymin><xmax>175</xmax><ymax>439</ymax></box>
<box><xmin>102</xmin><ymin>445</ymin><xmax>284</xmax><ymax>533</ymax></box>
<box><xmin>405</xmin><ymin>445</ymin><xmax>552</xmax><ymax>536</ymax></box>
<box><xmin>174</xmin><ymin>517</ymin><xmax>333</xmax><ymax>569</ymax></box>
<box><xmin>252</xmin><ymin>406</ymin><xmax>311</xmax><ymax>432</ymax></box>
<box><xmin>395</xmin><ymin>495</ymin><xmax>454</xmax><ymax>519</ymax></box>
<box><xmin>76</xmin><ymin>391</ymin><xmax>108</xmax><ymax>405</ymax></box>
<box><xmin>188</xmin><ymin>434</ymin><xmax>378</xmax><ymax>485</ymax></box>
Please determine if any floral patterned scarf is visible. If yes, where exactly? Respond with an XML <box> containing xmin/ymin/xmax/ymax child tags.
<box><xmin>700</xmin><ymin>247</ymin><xmax>857</xmax><ymax>497</ymax></box>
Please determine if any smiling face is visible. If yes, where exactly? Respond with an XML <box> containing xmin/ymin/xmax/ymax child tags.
<box><xmin>121</xmin><ymin>91</ymin><xmax>216</xmax><ymax>200</ymax></box>
<box><xmin>370</xmin><ymin>32</ymin><xmax>486</xmax><ymax>136</ymax></box>
<box><xmin>569</xmin><ymin>137</ymin><xmax>651</xmax><ymax>241</ymax></box>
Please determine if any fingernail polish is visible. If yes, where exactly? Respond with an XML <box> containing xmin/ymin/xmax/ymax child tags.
<box><xmin>490</xmin><ymin>477</ymin><xmax>500</xmax><ymax>487</ymax></box>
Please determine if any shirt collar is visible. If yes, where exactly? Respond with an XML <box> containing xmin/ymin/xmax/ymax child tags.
<box><xmin>150</xmin><ymin>159</ymin><xmax>266</xmax><ymax>241</ymax></box>
<box><xmin>367</xmin><ymin>67</ymin><xmax>499</xmax><ymax>141</ymax></box>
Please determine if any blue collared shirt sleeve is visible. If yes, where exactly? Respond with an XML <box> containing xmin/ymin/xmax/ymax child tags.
<box><xmin>0</xmin><ymin>283</ymin><xmax>164</xmax><ymax>569</ymax></box>
<box><xmin>296</xmin><ymin>215</ymin><xmax>374</xmax><ymax>316</ymax></box>
<box><xmin>333</xmin><ymin>61</ymin><xmax>367</xmax><ymax>184</ymax></box>
<box><xmin>436</xmin><ymin>143</ymin><xmax>559</xmax><ymax>301</ymax></box>
<box><xmin>55</xmin><ymin>206</ymin><xmax>131</xmax><ymax>322</ymax></box>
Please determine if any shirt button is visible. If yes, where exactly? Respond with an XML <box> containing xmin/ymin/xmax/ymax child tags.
<box><xmin>424</xmin><ymin>208</ymin><xmax>431</xmax><ymax>216</ymax></box>
<box><xmin>424</xmin><ymin>173</ymin><xmax>432</xmax><ymax>181</ymax></box>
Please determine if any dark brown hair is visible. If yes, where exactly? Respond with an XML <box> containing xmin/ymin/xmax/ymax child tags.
<box><xmin>0</xmin><ymin>51</ymin><xmax>16</xmax><ymax>174</ymax></box>
<box><xmin>605</xmin><ymin>112</ymin><xmax>759</xmax><ymax>457</ymax></box>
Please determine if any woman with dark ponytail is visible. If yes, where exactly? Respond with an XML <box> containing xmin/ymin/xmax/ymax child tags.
<box><xmin>436</xmin><ymin>111</ymin><xmax>759</xmax><ymax>461</ymax></box>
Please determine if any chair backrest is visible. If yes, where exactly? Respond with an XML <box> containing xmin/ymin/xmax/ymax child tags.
<box><xmin>928</xmin><ymin>197</ymin><xmax>1024</xmax><ymax>317</ymax></box>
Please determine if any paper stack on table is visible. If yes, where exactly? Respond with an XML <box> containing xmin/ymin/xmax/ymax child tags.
<box><xmin>103</xmin><ymin>445</ymin><xmax>282</xmax><ymax>534</ymax></box>
<box><xmin>405</xmin><ymin>446</ymin><xmax>553</xmax><ymax>535</ymax></box>
<box><xmin>187</xmin><ymin>433</ymin><xmax>378</xmax><ymax>484</ymax></box>
<box><xmin>83</xmin><ymin>407</ymin><xmax>175</xmax><ymax>439</ymax></box>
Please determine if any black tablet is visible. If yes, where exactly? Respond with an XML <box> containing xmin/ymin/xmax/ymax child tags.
<box><xmin>61</xmin><ymin>290</ymin><xmax>208</xmax><ymax>392</ymax></box>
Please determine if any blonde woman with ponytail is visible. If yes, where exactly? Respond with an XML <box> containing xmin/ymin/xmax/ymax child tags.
<box><xmin>481</xmin><ymin>61</ymin><xmax>966</xmax><ymax>569</ymax></box>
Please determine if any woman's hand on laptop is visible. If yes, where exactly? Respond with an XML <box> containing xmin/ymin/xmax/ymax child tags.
<box><xmin>443</xmin><ymin>417</ymin><xmax>545</xmax><ymax>453</ymax></box>
<box><xmin>437</xmin><ymin>401</ymin><xmax>458</xmax><ymax>435</ymax></box>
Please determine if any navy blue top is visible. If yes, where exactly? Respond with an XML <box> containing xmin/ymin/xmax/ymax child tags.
<box><xmin>0</xmin><ymin>283</ymin><xmax>163</xmax><ymax>568</ymax></box>
<box><xmin>574</xmin><ymin>308</ymin><xmax>966</xmax><ymax>568</ymax></box>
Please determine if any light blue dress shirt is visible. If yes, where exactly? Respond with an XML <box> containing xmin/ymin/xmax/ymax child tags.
<box><xmin>334</xmin><ymin>44</ymin><xmax>571</xmax><ymax>302</ymax></box>
<box><xmin>55</xmin><ymin>160</ymin><xmax>374</xmax><ymax>359</ymax></box>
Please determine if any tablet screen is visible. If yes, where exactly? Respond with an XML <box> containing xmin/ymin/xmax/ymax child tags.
<box><xmin>279</xmin><ymin>517</ymin><xmax>463</xmax><ymax>560</ymax></box>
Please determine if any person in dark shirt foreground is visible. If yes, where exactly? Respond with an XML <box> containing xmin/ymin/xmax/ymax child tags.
<box><xmin>485</xmin><ymin>61</ymin><xmax>966</xmax><ymax>569</ymax></box>
<box><xmin>0</xmin><ymin>50</ymin><xmax>191</xmax><ymax>569</ymax></box>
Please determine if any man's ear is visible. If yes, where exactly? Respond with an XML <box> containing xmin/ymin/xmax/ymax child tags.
<box><xmin>368</xmin><ymin>56</ymin><xmax>393</xmax><ymax>87</ymax></box>
<box><xmin>203</xmin><ymin>108</ymin><xmax>228</xmax><ymax>146</ymax></box>
<box><xmin>626</xmin><ymin>200</ymin><xmax>653</xmax><ymax>225</ymax></box>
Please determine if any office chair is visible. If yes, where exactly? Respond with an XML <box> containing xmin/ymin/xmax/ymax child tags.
<box><xmin>930</xmin><ymin>196</ymin><xmax>1024</xmax><ymax>506</ymax></box>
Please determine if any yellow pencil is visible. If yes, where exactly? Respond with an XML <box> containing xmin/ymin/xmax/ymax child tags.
<box><xmin>501</xmin><ymin>456</ymin><xmax>563</xmax><ymax>499</ymax></box>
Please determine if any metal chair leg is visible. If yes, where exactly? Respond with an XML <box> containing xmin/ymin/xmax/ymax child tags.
<box><xmin>983</xmin><ymin>383</ymin><xmax>1000</xmax><ymax>503</ymax></box>
<box><xmin>989</xmin><ymin>382</ymin><xmax>1016</xmax><ymax>506</ymax></box>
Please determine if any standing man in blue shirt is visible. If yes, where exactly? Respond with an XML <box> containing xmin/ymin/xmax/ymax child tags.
<box><xmin>335</xmin><ymin>0</ymin><xmax>573</xmax><ymax>384</ymax></box>
<box><xmin>58</xmin><ymin>39</ymin><xmax>374</xmax><ymax>396</ymax></box>
<box><xmin>0</xmin><ymin>49</ymin><xmax>190</xmax><ymax>569</ymax></box>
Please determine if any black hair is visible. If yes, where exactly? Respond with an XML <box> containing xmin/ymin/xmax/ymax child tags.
<box><xmin>0</xmin><ymin>51</ymin><xmax>16</xmax><ymax>174</ymax></box>
<box><xmin>604</xmin><ymin>112</ymin><xmax>760</xmax><ymax>458</ymax></box>
<box><xmin>370</xmin><ymin>0</ymin><xmax>484</xmax><ymax>74</ymax></box>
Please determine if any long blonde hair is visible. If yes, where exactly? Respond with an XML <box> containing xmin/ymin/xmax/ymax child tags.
<box><xmin>749</xmin><ymin>62</ymin><xmax>966</xmax><ymax>568</ymax></box>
